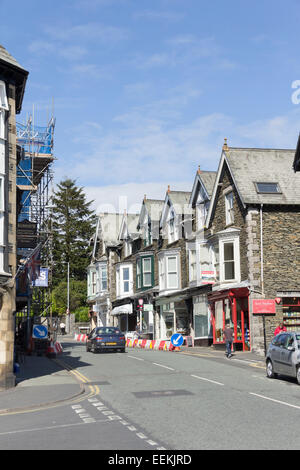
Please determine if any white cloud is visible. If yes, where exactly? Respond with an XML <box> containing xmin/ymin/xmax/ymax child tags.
<box><xmin>84</xmin><ymin>181</ymin><xmax>192</xmax><ymax>214</ymax></box>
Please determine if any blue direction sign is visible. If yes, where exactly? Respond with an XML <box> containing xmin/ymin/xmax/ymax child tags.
<box><xmin>32</xmin><ymin>324</ymin><xmax>48</xmax><ymax>339</ymax></box>
<box><xmin>171</xmin><ymin>333</ymin><xmax>184</xmax><ymax>347</ymax></box>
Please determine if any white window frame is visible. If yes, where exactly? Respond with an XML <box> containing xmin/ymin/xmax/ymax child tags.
<box><xmin>225</xmin><ymin>191</ymin><xmax>234</xmax><ymax>225</ymax></box>
<box><xmin>0</xmin><ymin>82</ymin><xmax>8</xmax><ymax>111</ymax></box>
<box><xmin>219</xmin><ymin>236</ymin><xmax>240</xmax><ymax>283</ymax></box>
<box><xmin>142</xmin><ymin>257</ymin><xmax>152</xmax><ymax>287</ymax></box>
<box><xmin>189</xmin><ymin>249</ymin><xmax>197</xmax><ymax>282</ymax></box>
<box><xmin>116</xmin><ymin>263</ymin><xmax>133</xmax><ymax>298</ymax></box>
<box><xmin>158</xmin><ymin>251</ymin><xmax>180</xmax><ymax>291</ymax></box>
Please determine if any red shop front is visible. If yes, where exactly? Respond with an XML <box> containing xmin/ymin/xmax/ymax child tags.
<box><xmin>208</xmin><ymin>288</ymin><xmax>250</xmax><ymax>351</ymax></box>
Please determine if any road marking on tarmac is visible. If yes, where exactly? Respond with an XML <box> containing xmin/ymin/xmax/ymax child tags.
<box><xmin>191</xmin><ymin>374</ymin><xmax>224</xmax><ymax>386</ymax></box>
<box><xmin>249</xmin><ymin>393</ymin><xmax>300</xmax><ymax>410</ymax></box>
<box><xmin>152</xmin><ymin>362</ymin><xmax>175</xmax><ymax>371</ymax></box>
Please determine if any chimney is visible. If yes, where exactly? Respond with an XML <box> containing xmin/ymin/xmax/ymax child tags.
<box><xmin>167</xmin><ymin>185</ymin><xmax>170</xmax><ymax>194</ymax></box>
<box><xmin>197</xmin><ymin>165</ymin><xmax>201</xmax><ymax>175</ymax></box>
<box><xmin>222</xmin><ymin>138</ymin><xmax>229</xmax><ymax>151</ymax></box>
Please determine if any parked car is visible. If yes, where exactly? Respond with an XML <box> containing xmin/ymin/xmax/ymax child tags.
<box><xmin>266</xmin><ymin>332</ymin><xmax>300</xmax><ymax>384</ymax></box>
<box><xmin>86</xmin><ymin>327</ymin><xmax>126</xmax><ymax>353</ymax></box>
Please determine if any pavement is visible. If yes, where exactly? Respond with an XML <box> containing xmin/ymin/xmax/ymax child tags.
<box><xmin>0</xmin><ymin>336</ymin><xmax>266</xmax><ymax>415</ymax></box>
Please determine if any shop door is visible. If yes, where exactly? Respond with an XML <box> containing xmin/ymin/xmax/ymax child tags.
<box><xmin>236</xmin><ymin>298</ymin><xmax>250</xmax><ymax>351</ymax></box>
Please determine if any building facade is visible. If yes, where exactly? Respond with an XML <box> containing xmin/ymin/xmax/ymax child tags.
<box><xmin>0</xmin><ymin>45</ymin><xmax>28</xmax><ymax>389</ymax></box>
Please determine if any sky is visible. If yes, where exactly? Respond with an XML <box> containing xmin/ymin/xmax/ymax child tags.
<box><xmin>2</xmin><ymin>0</ymin><xmax>300</xmax><ymax>214</ymax></box>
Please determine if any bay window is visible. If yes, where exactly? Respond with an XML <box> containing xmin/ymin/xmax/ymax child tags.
<box><xmin>116</xmin><ymin>263</ymin><xmax>133</xmax><ymax>298</ymax></box>
<box><xmin>158</xmin><ymin>251</ymin><xmax>180</xmax><ymax>291</ymax></box>
<box><xmin>96</xmin><ymin>262</ymin><xmax>107</xmax><ymax>292</ymax></box>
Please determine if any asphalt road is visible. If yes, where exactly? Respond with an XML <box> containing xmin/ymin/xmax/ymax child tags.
<box><xmin>1</xmin><ymin>340</ymin><xmax>300</xmax><ymax>450</ymax></box>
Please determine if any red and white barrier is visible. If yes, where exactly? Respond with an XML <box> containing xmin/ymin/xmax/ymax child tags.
<box><xmin>74</xmin><ymin>334</ymin><xmax>88</xmax><ymax>342</ymax></box>
<box><xmin>47</xmin><ymin>340</ymin><xmax>63</xmax><ymax>357</ymax></box>
<box><xmin>126</xmin><ymin>338</ymin><xmax>177</xmax><ymax>351</ymax></box>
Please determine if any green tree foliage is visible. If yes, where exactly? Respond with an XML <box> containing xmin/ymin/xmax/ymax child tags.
<box><xmin>52</xmin><ymin>280</ymin><xmax>88</xmax><ymax>318</ymax></box>
<box><xmin>52</xmin><ymin>178</ymin><xmax>96</xmax><ymax>285</ymax></box>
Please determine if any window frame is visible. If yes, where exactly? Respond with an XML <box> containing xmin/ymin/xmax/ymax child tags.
<box><xmin>219</xmin><ymin>236</ymin><xmax>240</xmax><ymax>283</ymax></box>
<box><xmin>225</xmin><ymin>191</ymin><xmax>234</xmax><ymax>225</ymax></box>
<box><xmin>116</xmin><ymin>263</ymin><xmax>133</xmax><ymax>298</ymax></box>
<box><xmin>255</xmin><ymin>182</ymin><xmax>281</xmax><ymax>194</ymax></box>
<box><xmin>158</xmin><ymin>251</ymin><xmax>180</xmax><ymax>291</ymax></box>
<box><xmin>136</xmin><ymin>255</ymin><xmax>154</xmax><ymax>291</ymax></box>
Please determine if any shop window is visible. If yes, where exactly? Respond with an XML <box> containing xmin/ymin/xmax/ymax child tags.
<box><xmin>282</xmin><ymin>297</ymin><xmax>300</xmax><ymax>331</ymax></box>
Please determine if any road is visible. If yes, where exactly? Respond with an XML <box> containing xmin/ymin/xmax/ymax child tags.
<box><xmin>1</xmin><ymin>339</ymin><xmax>300</xmax><ymax>450</ymax></box>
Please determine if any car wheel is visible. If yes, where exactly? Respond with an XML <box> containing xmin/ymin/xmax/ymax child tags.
<box><xmin>296</xmin><ymin>366</ymin><xmax>300</xmax><ymax>385</ymax></box>
<box><xmin>266</xmin><ymin>359</ymin><xmax>277</xmax><ymax>379</ymax></box>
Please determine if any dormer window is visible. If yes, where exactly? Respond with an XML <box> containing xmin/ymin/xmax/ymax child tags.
<box><xmin>168</xmin><ymin>210</ymin><xmax>177</xmax><ymax>243</ymax></box>
<box><xmin>225</xmin><ymin>192</ymin><xmax>234</xmax><ymax>225</ymax></box>
<box><xmin>255</xmin><ymin>182</ymin><xmax>280</xmax><ymax>194</ymax></box>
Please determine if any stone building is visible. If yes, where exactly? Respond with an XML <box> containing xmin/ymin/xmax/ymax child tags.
<box><xmin>0</xmin><ymin>45</ymin><xmax>28</xmax><ymax>389</ymax></box>
<box><xmin>87</xmin><ymin>212</ymin><xmax>123</xmax><ymax>329</ymax></box>
<box><xmin>205</xmin><ymin>142</ymin><xmax>300</xmax><ymax>355</ymax></box>
<box><xmin>155</xmin><ymin>187</ymin><xmax>193</xmax><ymax>340</ymax></box>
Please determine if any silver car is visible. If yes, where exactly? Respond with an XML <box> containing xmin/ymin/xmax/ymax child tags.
<box><xmin>266</xmin><ymin>332</ymin><xmax>300</xmax><ymax>384</ymax></box>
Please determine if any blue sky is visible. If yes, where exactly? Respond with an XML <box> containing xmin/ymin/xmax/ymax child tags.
<box><xmin>2</xmin><ymin>0</ymin><xmax>300</xmax><ymax>213</ymax></box>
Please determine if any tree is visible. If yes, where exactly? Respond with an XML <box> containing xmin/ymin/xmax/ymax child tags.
<box><xmin>52</xmin><ymin>280</ymin><xmax>88</xmax><ymax>316</ymax></box>
<box><xmin>51</xmin><ymin>178</ymin><xmax>96</xmax><ymax>285</ymax></box>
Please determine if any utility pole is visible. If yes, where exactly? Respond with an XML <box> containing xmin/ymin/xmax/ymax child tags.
<box><xmin>67</xmin><ymin>261</ymin><xmax>70</xmax><ymax>333</ymax></box>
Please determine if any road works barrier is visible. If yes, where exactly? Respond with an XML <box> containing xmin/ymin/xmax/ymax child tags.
<box><xmin>74</xmin><ymin>334</ymin><xmax>88</xmax><ymax>342</ymax></box>
<box><xmin>73</xmin><ymin>334</ymin><xmax>180</xmax><ymax>351</ymax></box>
<box><xmin>47</xmin><ymin>340</ymin><xmax>63</xmax><ymax>357</ymax></box>
<box><xmin>126</xmin><ymin>338</ymin><xmax>180</xmax><ymax>351</ymax></box>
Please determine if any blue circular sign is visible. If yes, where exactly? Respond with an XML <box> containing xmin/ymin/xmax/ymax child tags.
<box><xmin>32</xmin><ymin>324</ymin><xmax>48</xmax><ymax>339</ymax></box>
<box><xmin>171</xmin><ymin>333</ymin><xmax>184</xmax><ymax>347</ymax></box>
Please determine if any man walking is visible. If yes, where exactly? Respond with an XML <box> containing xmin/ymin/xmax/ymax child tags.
<box><xmin>223</xmin><ymin>323</ymin><xmax>234</xmax><ymax>358</ymax></box>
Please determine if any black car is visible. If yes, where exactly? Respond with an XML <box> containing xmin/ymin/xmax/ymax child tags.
<box><xmin>86</xmin><ymin>327</ymin><xmax>126</xmax><ymax>353</ymax></box>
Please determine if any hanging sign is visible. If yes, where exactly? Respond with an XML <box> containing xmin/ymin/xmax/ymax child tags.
<box><xmin>252</xmin><ymin>299</ymin><xmax>276</xmax><ymax>315</ymax></box>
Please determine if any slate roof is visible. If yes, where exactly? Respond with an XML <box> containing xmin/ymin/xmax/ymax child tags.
<box><xmin>0</xmin><ymin>44</ymin><xmax>28</xmax><ymax>113</ymax></box>
<box><xmin>0</xmin><ymin>45</ymin><xmax>27</xmax><ymax>72</ymax></box>
<box><xmin>168</xmin><ymin>191</ymin><xmax>192</xmax><ymax>214</ymax></box>
<box><xmin>225</xmin><ymin>147</ymin><xmax>300</xmax><ymax>205</ymax></box>
<box><xmin>198</xmin><ymin>171</ymin><xmax>217</xmax><ymax>197</ymax></box>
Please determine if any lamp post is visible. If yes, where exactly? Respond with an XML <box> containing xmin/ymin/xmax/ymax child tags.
<box><xmin>66</xmin><ymin>261</ymin><xmax>70</xmax><ymax>333</ymax></box>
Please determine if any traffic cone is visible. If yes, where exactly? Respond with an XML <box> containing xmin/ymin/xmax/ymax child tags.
<box><xmin>174</xmin><ymin>346</ymin><xmax>181</xmax><ymax>351</ymax></box>
<box><xmin>46</xmin><ymin>340</ymin><xmax>56</xmax><ymax>358</ymax></box>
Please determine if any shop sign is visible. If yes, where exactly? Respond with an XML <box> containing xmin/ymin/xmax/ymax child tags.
<box><xmin>143</xmin><ymin>304</ymin><xmax>153</xmax><ymax>312</ymax></box>
<box><xmin>201</xmin><ymin>271</ymin><xmax>215</xmax><ymax>284</ymax></box>
<box><xmin>252</xmin><ymin>299</ymin><xmax>276</xmax><ymax>315</ymax></box>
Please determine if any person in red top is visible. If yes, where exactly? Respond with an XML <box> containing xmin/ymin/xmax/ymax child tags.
<box><xmin>274</xmin><ymin>322</ymin><xmax>287</xmax><ymax>336</ymax></box>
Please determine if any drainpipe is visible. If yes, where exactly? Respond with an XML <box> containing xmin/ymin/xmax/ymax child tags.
<box><xmin>260</xmin><ymin>204</ymin><xmax>264</xmax><ymax>296</ymax></box>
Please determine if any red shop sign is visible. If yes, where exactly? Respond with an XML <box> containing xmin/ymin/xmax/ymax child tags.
<box><xmin>252</xmin><ymin>299</ymin><xmax>276</xmax><ymax>315</ymax></box>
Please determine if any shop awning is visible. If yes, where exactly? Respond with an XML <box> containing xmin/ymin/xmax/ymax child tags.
<box><xmin>110</xmin><ymin>304</ymin><xmax>133</xmax><ymax>315</ymax></box>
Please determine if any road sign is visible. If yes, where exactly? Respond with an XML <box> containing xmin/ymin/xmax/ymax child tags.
<box><xmin>32</xmin><ymin>324</ymin><xmax>48</xmax><ymax>339</ymax></box>
<box><xmin>171</xmin><ymin>333</ymin><xmax>184</xmax><ymax>347</ymax></box>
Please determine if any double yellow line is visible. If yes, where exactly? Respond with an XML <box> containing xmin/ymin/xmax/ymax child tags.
<box><xmin>54</xmin><ymin>358</ymin><xmax>100</xmax><ymax>398</ymax></box>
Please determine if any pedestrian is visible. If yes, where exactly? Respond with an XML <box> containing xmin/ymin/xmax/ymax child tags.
<box><xmin>274</xmin><ymin>322</ymin><xmax>287</xmax><ymax>336</ymax></box>
<box><xmin>60</xmin><ymin>321</ymin><xmax>66</xmax><ymax>335</ymax></box>
<box><xmin>223</xmin><ymin>323</ymin><xmax>234</xmax><ymax>358</ymax></box>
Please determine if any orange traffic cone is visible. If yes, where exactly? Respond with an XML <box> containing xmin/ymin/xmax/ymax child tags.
<box><xmin>46</xmin><ymin>340</ymin><xmax>56</xmax><ymax>358</ymax></box>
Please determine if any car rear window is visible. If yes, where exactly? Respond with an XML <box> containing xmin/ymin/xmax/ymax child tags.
<box><xmin>96</xmin><ymin>328</ymin><xmax>120</xmax><ymax>335</ymax></box>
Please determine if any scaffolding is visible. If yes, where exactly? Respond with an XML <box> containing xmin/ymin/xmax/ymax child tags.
<box><xmin>16</xmin><ymin>115</ymin><xmax>56</xmax><ymax>323</ymax></box>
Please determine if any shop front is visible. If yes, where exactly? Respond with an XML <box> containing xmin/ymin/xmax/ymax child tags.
<box><xmin>208</xmin><ymin>287</ymin><xmax>250</xmax><ymax>351</ymax></box>
<box><xmin>110</xmin><ymin>303</ymin><xmax>136</xmax><ymax>332</ymax></box>
<box><xmin>156</xmin><ymin>298</ymin><xmax>191</xmax><ymax>340</ymax></box>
